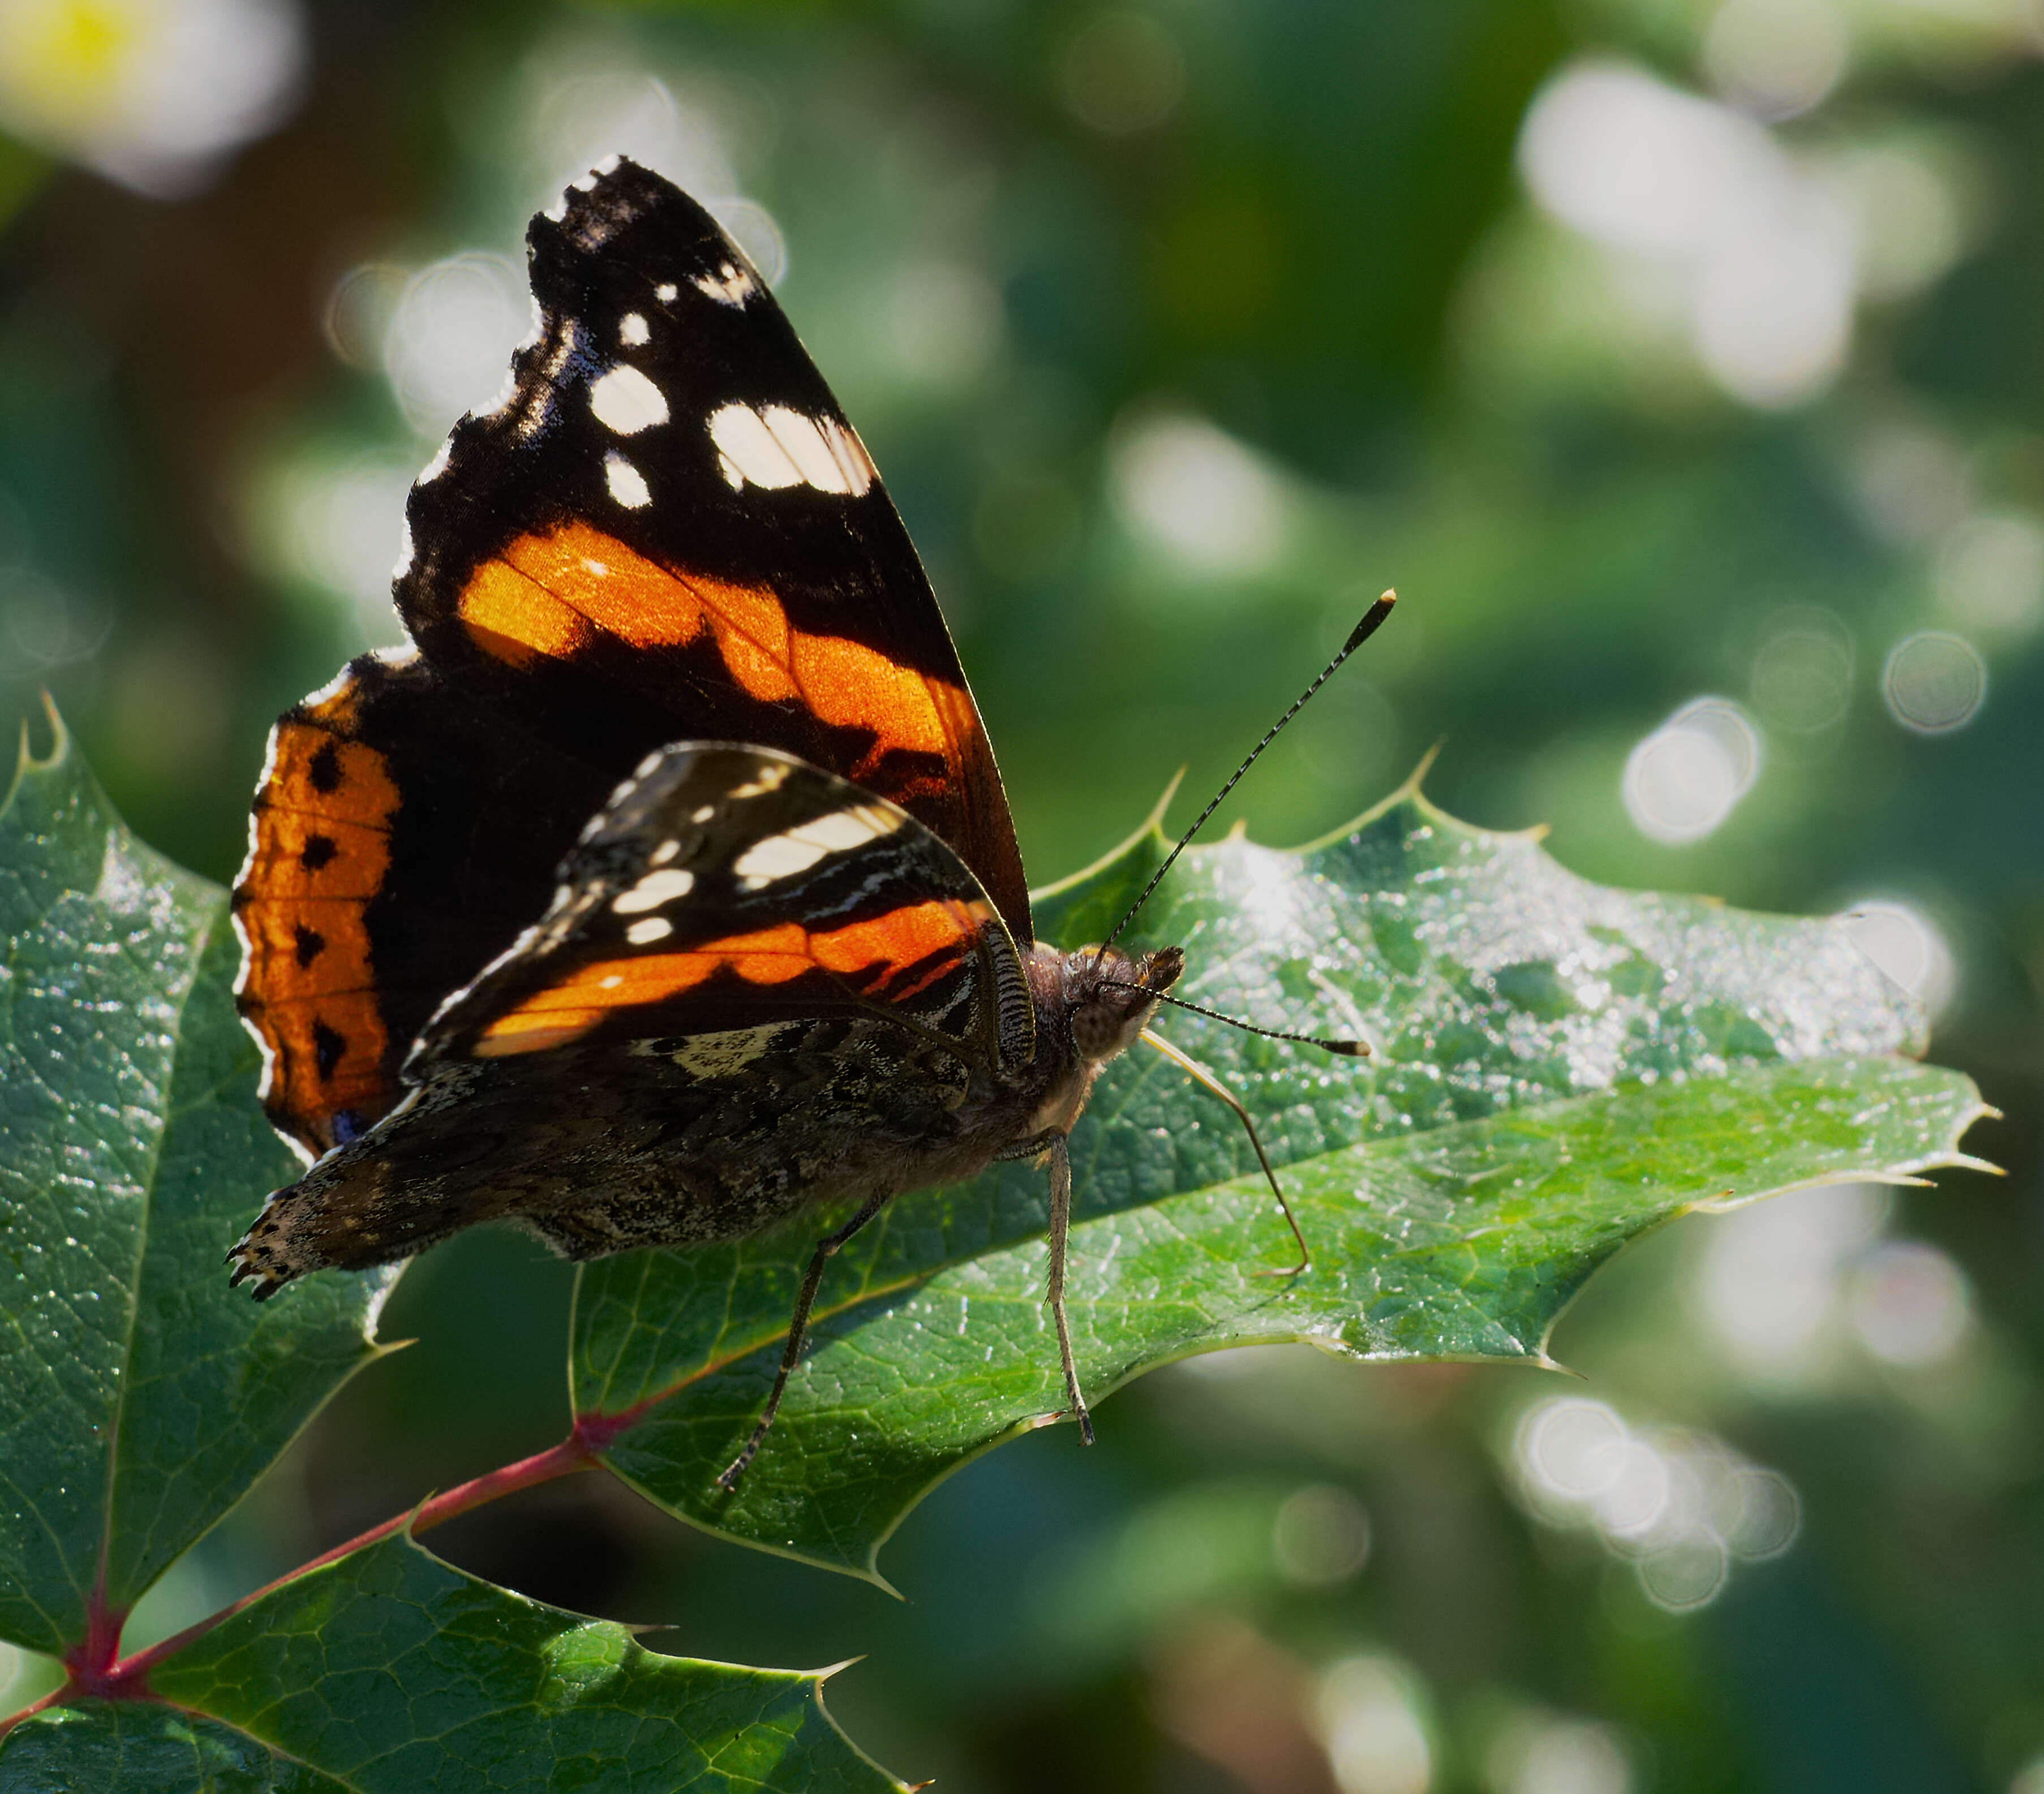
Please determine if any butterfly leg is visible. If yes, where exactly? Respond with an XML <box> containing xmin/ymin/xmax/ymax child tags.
<box><xmin>716</xmin><ymin>1188</ymin><xmax>890</xmax><ymax>1490</ymax></box>
<box><xmin>1045</xmin><ymin>1131</ymin><xmax>1094</xmax><ymax>1446</ymax></box>
<box><xmin>1140</xmin><ymin>1028</ymin><xmax>1311</xmax><ymax>1276</ymax></box>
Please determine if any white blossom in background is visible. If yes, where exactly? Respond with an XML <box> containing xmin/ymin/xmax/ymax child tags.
<box><xmin>0</xmin><ymin>0</ymin><xmax>304</xmax><ymax>197</ymax></box>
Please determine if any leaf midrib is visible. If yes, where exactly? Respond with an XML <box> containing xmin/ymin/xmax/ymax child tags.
<box><xmin>89</xmin><ymin>884</ymin><xmax>222</xmax><ymax>1633</ymax></box>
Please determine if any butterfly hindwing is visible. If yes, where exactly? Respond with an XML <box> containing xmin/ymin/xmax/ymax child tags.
<box><xmin>228</xmin><ymin>745</ymin><xmax>1033</xmax><ymax>1285</ymax></box>
<box><xmin>233</xmin><ymin>157</ymin><xmax>1028</xmax><ymax>1157</ymax></box>
<box><xmin>422</xmin><ymin>742</ymin><xmax>1034</xmax><ymax>1072</ymax></box>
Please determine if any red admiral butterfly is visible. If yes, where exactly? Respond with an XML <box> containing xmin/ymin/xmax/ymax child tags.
<box><xmin>228</xmin><ymin>157</ymin><xmax>1386</xmax><ymax>1483</ymax></box>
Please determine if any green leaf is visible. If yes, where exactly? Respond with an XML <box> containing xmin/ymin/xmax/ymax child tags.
<box><xmin>0</xmin><ymin>1700</ymin><xmax>350</xmax><ymax>1793</ymax></box>
<box><xmin>0</xmin><ymin>1530</ymin><xmax>900</xmax><ymax>1793</ymax></box>
<box><xmin>568</xmin><ymin>783</ymin><xmax>1988</xmax><ymax>1575</ymax></box>
<box><xmin>0</xmin><ymin>716</ymin><xmax>392</xmax><ymax>1658</ymax></box>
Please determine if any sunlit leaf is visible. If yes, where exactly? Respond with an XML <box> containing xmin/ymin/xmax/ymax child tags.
<box><xmin>569</xmin><ymin>782</ymin><xmax>1986</xmax><ymax>1574</ymax></box>
<box><xmin>35</xmin><ymin>1530</ymin><xmax>899</xmax><ymax>1793</ymax></box>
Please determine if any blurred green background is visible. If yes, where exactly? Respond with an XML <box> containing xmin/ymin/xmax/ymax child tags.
<box><xmin>1</xmin><ymin>0</ymin><xmax>2039</xmax><ymax>1788</ymax></box>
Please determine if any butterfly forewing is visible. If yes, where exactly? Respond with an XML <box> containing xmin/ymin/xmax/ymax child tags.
<box><xmin>234</xmin><ymin>157</ymin><xmax>1027</xmax><ymax>1157</ymax></box>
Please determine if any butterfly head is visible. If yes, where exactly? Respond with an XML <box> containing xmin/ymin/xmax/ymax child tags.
<box><xmin>1062</xmin><ymin>943</ymin><xmax>1183</xmax><ymax>1062</ymax></box>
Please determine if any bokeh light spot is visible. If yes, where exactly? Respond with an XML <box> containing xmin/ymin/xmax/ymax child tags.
<box><xmin>1937</xmin><ymin>512</ymin><xmax>2044</xmax><ymax>636</ymax></box>
<box><xmin>384</xmin><ymin>253</ymin><xmax>531</xmax><ymax>438</ymax></box>
<box><xmin>1698</xmin><ymin>1181</ymin><xmax>1891</xmax><ymax>1376</ymax></box>
<box><xmin>1518</xmin><ymin>1398</ymin><xmax>1629</xmax><ymax>1503</ymax></box>
<box><xmin>1271</xmin><ymin>1483</ymin><xmax>1371</xmax><ymax>1588</ymax></box>
<box><xmin>1702</xmin><ymin>0</ymin><xmax>1848</xmax><ymax>122</ymax></box>
<box><xmin>1882</xmin><ymin>629</ymin><xmax>1985</xmax><ymax>733</ymax></box>
<box><xmin>1109</xmin><ymin>410</ymin><xmax>1288</xmax><ymax>578</ymax></box>
<box><xmin>1839</xmin><ymin>900</ymin><xmax>1956</xmax><ymax>1014</ymax></box>
<box><xmin>1511</xmin><ymin>1397</ymin><xmax>1800</xmax><ymax>1610</ymax></box>
<box><xmin>1062</xmin><ymin>10</ymin><xmax>1185</xmax><ymax>136</ymax></box>
<box><xmin>3</xmin><ymin>574</ymin><xmax>110</xmax><ymax>667</ymax></box>
<box><xmin>525</xmin><ymin>64</ymin><xmax>733</xmax><ymax>209</ymax></box>
<box><xmin>324</xmin><ymin>263</ymin><xmax>410</xmax><ymax>372</ymax></box>
<box><xmin>1633</xmin><ymin>1531</ymin><xmax>1728</xmax><ymax>1610</ymax></box>
<box><xmin>1519</xmin><ymin>62</ymin><xmax>1854</xmax><ymax>407</ymax></box>
<box><xmin>1848</xmin><ymin>1240</ymin><xmax>1973</xmax><ymax>1365</ymax></box>
<box><xmin>888</xmin><ymin>260</ymin><xmax>1002</xmax><ymax>388</ymax></box>
<box><xmin>1316</xmin><ymin>1656</ymin><xmax>1432</xmax><ymax>1794</ymax></box>
<box><xmin>1621</xmin><ymin>696</ymin><xmax>1760</xmax><ymax>844</ymax></box>
<box><xmin>1848</xmin><ymin>419</ymin><xmax>1971</xmax><ymax>546</ymax></box>
<box><xmin>1490</xmin><ymin>1714</ymin><xmax>1634</xmax><ymax>1794</ymax></box>
<box><xmin>706</xmin><ymin>198</ymin><xmax>787</xmax><ymax>288</ymax></box>
<box><xmin>0</xmin><ymin>0</ymin><xmax>306</xmax><ymax>196</ymax></box>
<box><xmin>1750</xmin><ymin>608</ymin><xmax>1854</xmax><ymax>732</ymax></box>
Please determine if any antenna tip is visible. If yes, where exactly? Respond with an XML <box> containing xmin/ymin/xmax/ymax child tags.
<box><xmin>1321</xmin><ymin>1038</ymin><xmax>1371</xmax><ymax>1057</ymax></box>
<box><xmin>1341</xmin><ymin>592</ymin><xmax>1399</xmax><ymax>655</ymax></box>
<box><xmin>1380</xmin><ymin>588</ymin><xmax>1396</xmax><ymax>604</ymax></box>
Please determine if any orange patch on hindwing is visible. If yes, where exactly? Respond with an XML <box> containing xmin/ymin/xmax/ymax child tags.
<box><xmin>456</xmin><ymin>521</ymin><xmax>964</xmax><ymax>778</ymax></box>
<box><xmin>473</xmin><ymin>898</ymin><xmax>986</xmax><ymax>1056</ymax></box>
<box><xmin>234</xmin><ymin>693</ymin><xmax>403</xmax><ymax>1152</ymax></box>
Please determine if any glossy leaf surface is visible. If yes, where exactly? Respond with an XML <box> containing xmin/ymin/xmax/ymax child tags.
<box><xmin>1</xmin><ymin>1532</ymin><xmax>901</xmax><ymax>1792</ymax></box>
<box><xmin>569</xmin><ymin>788</ymin><xmax>1986</xmax><ymax>1574</ymax></box>
<box><xmin>0</xmin><ymin>723</ymin><xmax>390</xmax><ymax>1657</ymax></box>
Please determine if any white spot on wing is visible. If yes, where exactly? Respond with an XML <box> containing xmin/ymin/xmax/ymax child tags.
<box><xmin>762</xmin><ymin>406</ymin><xmax>852</xmax><ymax>492</ymax></box>
<box><xmin>605</xmin><ymin>452</ymin><xmax>652</xmax><ymax>509</ymax></box>
<box><xmin>708</xmin><ymin>404</ymin><xmax>874</xmax><ymax>497</ymax></box>
<box><xmin>613</xmin><ymin>867</ymin><xmax>697</xmax><ymax>914</ymax></box>
<box><xmin>733</xmin><ymin>804</ymin><xmax>904</xmax><ymax>889</ymax></box>
<box><xmin>821</xmin><ymin>418</ymin><xmax>877</xmax><ymax>496</ymax></box>
<box><xmin>691</xmin><ymin>804</ymin><xmax>716</xmax><ymax>823</ymax></box>
<box><xmin>619</xmin><ymin>312</ymin><xmax>650</xmax><ymax>347</ymax></box>
<box><xmin>656</xmin><ymin>282</ymin><xmax>679</xmax><ymax>302</ymax></box>
<box><xmin>693</xmin><ymin>263</ymin><xmax>757</xmax><ymax>307</ymax></box>
<box><xmin>625</xmin><ymin>917</ymin><xmax>673</xmax><ymax>945</ymax></box>
<box><xmin>710</xmin><ymin>403</ymin><xmax>805</xmax><ymax>489</ymax></box>
<box><xmin>649</xmin><ymin>840</ymin><xmax>682</xmax><ymax>866</ymax></box>
<box><xmin>589</xmin><ymin>364</ymin><xmax>669</xmax><ymax>434</ymax></box>
<box><xmin>728</xmin><ymin>762</ymin><xmax>793</xmax><ymax>799</ymax></box>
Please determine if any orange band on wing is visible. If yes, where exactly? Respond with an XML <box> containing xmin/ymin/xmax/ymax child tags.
<box><xmin>234</xmin><ymin>691</ymin><xmax>405</xmax><ymax>1154</ymax></box>
<box><xmin>471</xmin><ymin>897</ymin><xmax>987</xmax><ymax>1057</ymax></box>
<box><xmin>456</xmin><ymin>520</ymin><xmax>966</xmax><ymax>780</ymax></box>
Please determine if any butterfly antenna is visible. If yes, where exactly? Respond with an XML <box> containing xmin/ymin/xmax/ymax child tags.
<box><xmin>1101</xmin><ymin>591</ymin><xmax>1397</xmax><ymax>949</ymax></box>
<box><xmin>1105</xmin><ymin>982</ymin><xmax>1368</xmax><ymax>1057</ymax></box>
